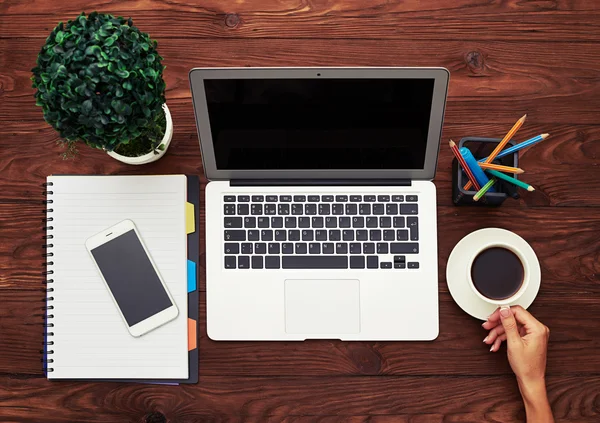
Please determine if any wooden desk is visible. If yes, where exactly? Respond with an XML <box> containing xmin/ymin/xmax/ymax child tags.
<box><xmin>1</xmin><ymin>2</ymin><xmax>599</xmax><ymax>421</ymax></box>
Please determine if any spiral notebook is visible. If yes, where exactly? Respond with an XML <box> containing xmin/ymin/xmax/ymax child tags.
<box><xmin>43</xmin><ymin>175</ymin><xmax>198</xmax><ymax>381</ymax></box>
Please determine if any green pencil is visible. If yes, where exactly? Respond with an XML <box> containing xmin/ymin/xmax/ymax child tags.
<box><xmin>473</xmin><ymin>178</ymin><xmax>497</xmax><ymax>201</ymax></box>
<box><xmin>485</xmin><ymin>169</ymin><xmax>535</xmax><ymax>192</ymax></box>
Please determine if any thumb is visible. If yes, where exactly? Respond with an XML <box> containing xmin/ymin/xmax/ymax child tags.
<box><xmin>500</xmin><ymin>306</ymin><xmax>522</xmax><ymax>347</ymax></box>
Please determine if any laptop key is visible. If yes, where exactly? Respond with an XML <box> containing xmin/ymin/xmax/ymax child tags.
<box><xmin>293</xmin><ymin>195</ymin><xmax>306</xmax><ymax>202</ymax></box>
<box><xmin>224</xmin><ymin>243</ymin><xmax>239</xmax><ymax>254</ymax></box>
<box><xmin>364</xmin><ymin>195</ymin><xmax>376</xmax><ymax>202</ymax></box>
<box><xmin>265</xmin><ymin>256</ymin><xmax>281</xmax><ymax>269</ymax></box>
<box><xmin>366</xmin><ymin>217</ymin><xmax>378</xmax><ymax>228</ymax></box>
<box><xmin>356</xmin><ymin>230</ymin><xmax>368</xmax><ymax>241</ymax></box>
<box><xmin>325</xmin><ymin>217</ymin><xmax>337</xmax><ymax>228</ymax></box>
<box><xmin>251</xmin><ymin>195</ymin><xmax>264</xmax><ymax>202</ymax></box>
<box><xmin>299</xmin><ymin>217</ymin><xmax>311</xmax><ymax>228</ymax></box>
<box><xmin>292</xmin><ymin>204</ymin><xmax>303</xmax><ymax>215</ymax></box>
<box><xmin>265</xmin><ymin>204</ymin><xmax>276</xmax><ymax>215</ymax></box>
<box><xmin>268</xmin><ymin>243</ymin><xmax>280</xmax><ymax>254</ymax></box>
<box><xmin>279</xmin><ymin>195</ymin><xmax>292</xmax><ymax>202</ymax></box>
<box><xmin>248</xmin><ymin>230</ymin><xmax>259</xmax><ymax>241</ymax></box>
<box><xmin>237</xmin><ymin>204</ymin><xmax>249</xmax><ymax>215</ymax></box>
<box><xmin>342</xmin><ymin>230</ymin><xmax>354</xmax><ymax>241</ymax></box>
<box><xmin>400</xmin><ymin>204</ymin><xmax>418</xmax><ymax>215</ymax></box>
<box><xmin>315</xmin><ymin>230</ymin><xmax>327</xmax><ymax>241</ymax></box>
<box><xmin>369</xmin><ymin>230</ymin><xmax>382</xmax><ymax>241</ymax></box>
<box><xmin>350</xmin><ymin>256</ymin><xmax>365</xmax><ymax>269</ymax></box>
<box><xmin>349</xmin><ymin>243</ymin><xmax>361</xmax><ymax>254</ymax></box>
<box><xmin>309</xmin><ymin>243</ymin><xmax>321</xmax><ymax>254</ymax></box>
<box><xmin>329</xmin><ymin>230</ymin><xmax>341</xmax><ymax>241</ymax></box>
<box><xmin>224</xmin><ymin>204</ymin><xmax>236</xmax><ymax>215</ymax></box>
<box><xmin>345</xmin><ymin>204</ymin><xmax>358</xmax><ymax>215</ymax></box>
<box><xmin>380</xmin><ymin>217</ymin><xmax>392</xmax><ymax>228</ymax></box>
<box><xmin>408</xmin><ymin>217</ymin><xmax>419</xmax><ymax>241</ymax></box>
<box><xmin>238</xmin><ymin>256</ymin><xmax>250</xmax><ymax>269</ymax></box>
<box><xmin>383</xmin><ymin>229</ymin><xmax>395</xmax><ymax>241</ymax></box>
<box><xmin>275</xmin><ymin>230</ymin><xmax>286</xmax><ymax>241</ymax></box>
<box><xmin>373</xmin><ymin>204</ymin><xmax>385</xmax><ymax>215</ymax></box>
<box><xmin>393</xmin><ymin>217</ymin><xmax>405</xmax><ymax>228</ymax></box>
<box><xmin>363</xmin><ymin>243</ymin><xmax>375</xmax><ymax>254</ymax></box>
<box><xmin>406</xmin><ymin>195</ymin><xmax>418</xmax><ymax>202</ymax></box>
<box><xmin>339</xmin><ymin>217</ymin><xmax>351</xmax><ymax>228</ymax></box>
<box><xmin>394</xmin><ymin>262</ymin><xmax>406</xmax><ymax>269</ymax></box>
<box><xmin>350</xmin><ymin>195</ymin><xmax>362</xmax><ymax>202</ymax></box>
<box><xmin>224</xmin><ymin>217</ymin><xmax>242</xmax><ymax>228</ymax></box>
<box><xmin>244</xmin><ymin>217</ymin><xmax>256</xmax><ymax>228</ymax></box>
<box><xmin>408</xmin><ymin>262</ymin><xmax>419</xmax><ymax>269</ymax></box>
<box><xmin>289</xmin><ymin>230</ymin><xmax>301</xmax><ymax>241</ymax></box>
<box><xmin>367</xmin><ymin>255</ymin><xmax>379</xmax><ymax>269</ymax></box>
<box><xmin>305</xmin><ymin>204</ymin><xmax>317</xmax><ymax>215</ymax></box>
<box><xmin>336</xmin><ymin>195</ymin><xmax>348</xmax><ymax>202</ymax></box>
<box><xmin>322</xmin><ymin>195</ymin><xmax>334</xmax><ymax>202</ymax></box>
<box><xmin>352</xmin><ymin>216</ymin><xmax>364</xmax><ymax>228</ymax></box>
<box><xmin>377</xmin><ymin>195</ymin><xmax>390</xmax><ymax>202</ymax></box>
<box><xmin>302</xmin><ymin>230</ymin><xmax>314</xmax><ymax>241</ymax></box>
<box><xmin>336</xmin><ymin>242</ymin><xmax>348</xmax><ymax>254</ymax></box>
<box><xmin>359</xmin><ymin>204</ymin><xmax>371</xmax><ymax>215</ymax></box>
<box><xmin>261</xmin><ymin>230</ymin><xmax>273</xmax><ymax>241</ymax></box>
<box><xmin>322</xmin><ymin>243</ymin><xmax>334</xmax><ymax>254</ymax></box>
<box><xmin>278</xmin><ymin>204</ymin><xmax>290</xmax><ymax>215</ymax></box>
<box><xmin>271</xmin><ymin>217</ymin><xmax>283</xmax><ymax>228</ymax></box>
<box><xmin>252</xmin><ymin>256</ymin><xmax>264</xmax><ymax>269</ymax></box>
<box><xmin>377</xmin><ymin>242</ymin><xmax>388</xmax><ymax>254</ymax></box>
<box><xmin>237</xmin><ymin>195</ymin><xmax>250</xmax><ymax>202</ymax></box>
<box><xmin>282</xmin><ymin>256</ymin><xmax>348</xmax><ymax>269</ymax></box>
<box><xmin>391</xmin><ymin>243</ymin><xmax>419</xmax><ymax>254</ymax></box>
<box><xmin>332</xmin><ymin>204</ymin><xmax>344</xmax><ymax>215</ymax></box>
<box><xmin>224</xmin><ymin>195</ymin><xmax>236</xmax><ymax>202</ymax></box>
<box><xmin>392</xmin><ymin>195</ymin><xmax>404</xmax><ymax>202</ymax></box>
<box><xmin>282</xmin><ymin>243</ymin><xmax>294</xmax><ymax>254</ymax></box>
<box><xmin>295</xmin><ymin>243</ymin><xmax>308</xmax><ymax>254</ymax></box>
<box><xmin>318</xmin><ymin>204</ymin><xmax>331</xmax><ymax>215</ymax></box>
<box><xmin>386</xmin><ymin>204</ymin><xmax>398</xmax><ymax>215</ymax></box>
<box><xmin>312</xmin><ymin>217</ymin><xmax>324</xmax><ymax>228</ymax></box>
<box><xmin>380</xmin><ymin>262</ymin><xmax>392</xmax><ymax>269</ymax></box>
<box><xmin>225</xmin><ymin>256</ymin><xmax>236</xmax><ymax>269</ymax></box>
<box><xmin>251</xmin><ymin>204</ymin><xmax>263</xmax><ymax>215</ymax></box>
<box><xmin>225</xmin><ymin>230</ymin><xmax>245</xmax><ymax>241</ymax></box>
<box><xmin>285</xmin><ymin>217</ymin><xmax>297</xmax><ymax>228</ymax></box>
<box><xmin>266</xmin><ymin>195</ymin><xmax>278</xmax><ymax>202</ymax></box>
<box><xmin>308</xmin><ymin>195</ymin><xmax>320</xmax><ymax>202</ymax></box>
<box><xmin>241</xmin><ymin>243</ymin><xmax>253</xmax><ymax>254</ymax></box>
<box><xmin>397</xmin><ymin>230</ymin><xmax>409</xmax><ymax>241</ymax></box>
<box><xmin>255</xmin><ymin>243</ymin><xmax>267</xmax><ymax>254</ymax></box>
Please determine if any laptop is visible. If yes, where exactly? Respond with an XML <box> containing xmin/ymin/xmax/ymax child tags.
<box><xmin>190</xmin><ymin>67</ymin><xmax>449</xmax><ymax>341</ymax></box>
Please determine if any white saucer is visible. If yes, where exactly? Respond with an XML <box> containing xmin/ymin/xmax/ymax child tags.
<box><xmin>446</xmin><ymin>228</ymin><xmax>541</xmax><ymax>320</ymax></box>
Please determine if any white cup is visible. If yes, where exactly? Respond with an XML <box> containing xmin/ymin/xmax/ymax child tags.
<box><xmin>467</xmin><ymin>242</ymin><xmax>530</xmax><ymax>306</ymax></box>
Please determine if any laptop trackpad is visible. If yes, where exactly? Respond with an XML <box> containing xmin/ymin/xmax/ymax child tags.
<box><xmin>285</xmin><ymin>279</ymin><xmax>360</xmax><ymax>335</ymax></box>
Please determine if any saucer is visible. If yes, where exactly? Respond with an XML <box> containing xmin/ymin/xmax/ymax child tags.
<box><xmin>446</xmin><ymin>228</ymin><xmax>541</xmax><ymax>320</ymax></box>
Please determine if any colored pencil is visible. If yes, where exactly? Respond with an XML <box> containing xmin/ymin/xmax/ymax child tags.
<box><xmin>478</xmin><ymin>133</ymin><xmax>550</xmax><ymax>162</ymax></box>
<box><xmin>478</xmin><ymin>163</ymin><xmax>524</xmax><ymax>174</ymax></box>
<box><xmin>460</xmin><ymin>146</ymin><xmax>494</xmax><ymax>192</ymax></box>
<box><xmin>449</xmin><ymin>140</ymin><xmax>481</xmax><ymax>191</ymax></box>
<box><xmin>485</xmin><ymin>169</ymin><xmax>535</xmax><ymax>191</ymax></box>
<box><xmin>464</xmin><ymin>114</ymin><xmax>527</xmax><ymax>190</ymax></box>
<box><xmin>473</xmin><ymin>178</ymin><xmax>497</xmax><ymax>202</ymax></box>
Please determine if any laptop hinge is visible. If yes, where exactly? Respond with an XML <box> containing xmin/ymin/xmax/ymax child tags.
<box><xmin>230</xmin><ymin>179</ymin><xmax>412</xmax><ymax>187</ymax></box>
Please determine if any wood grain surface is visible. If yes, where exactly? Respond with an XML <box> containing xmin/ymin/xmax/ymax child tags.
<box><xmin>1</xmin><ymin>0</ymin><xmax>599</xmax><ymax>422</ymax></box>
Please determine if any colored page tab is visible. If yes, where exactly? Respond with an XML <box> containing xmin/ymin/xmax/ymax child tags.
<box><xmin>185</xmin><ymin>202</ymin><xmax>195</xmax><ymax>234</ymax></box>
<box><xmin>188</xmin><ymin>318</ymin><xmax>197</xmax><ymax>351</ymax></box>
<box><xmin>187</xmin><ymin>260</ymin><xmax>197</xmax><ymax>293</ymax></box>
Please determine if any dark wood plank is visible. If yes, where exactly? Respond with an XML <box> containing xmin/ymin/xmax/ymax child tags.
<box><xmin>3</xmin><ymin>38</ymin><xmax>600</xmax><ymax>124</ymax></box>
<box><xmin>0</xmin><ymin>374</ymin><xmax>598</xmax><ymax>422</ymax></box>
<box><xmin>2</xmin><ymin>1</ymin><xmax>600</xmax><ymax>42</ymax></box>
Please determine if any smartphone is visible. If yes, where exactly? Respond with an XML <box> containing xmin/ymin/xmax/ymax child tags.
<box><xmin>85</xmin><ymin>219</ymin><xmax>178</xmax><ymax>337</ymax></box>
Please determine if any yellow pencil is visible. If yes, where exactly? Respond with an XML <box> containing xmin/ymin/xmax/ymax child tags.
<box><xmin>478</xmin><ymin>163</ymin><xmax>524</xmax><ymax>174</ymax></box>
<box><xmin>464</xmin><ymin>114</ymin><xmax>527</xmax><ymax>190</ymax></box>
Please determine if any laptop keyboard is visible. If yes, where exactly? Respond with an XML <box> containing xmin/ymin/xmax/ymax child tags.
<box><xmin>223</xmin><ymin>194</ymin><xmax>419</xmax><ymax>270</ymax></box>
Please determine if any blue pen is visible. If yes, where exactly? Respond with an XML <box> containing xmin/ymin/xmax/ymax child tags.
<box><xmin>460</xmin><ymin>147</ymin><xmax>495</xmax><ymax>192</ymax></box>
<box><xmin>478</xmin><ymin>134</ymin><xmax>549</xmax><ymax>162</ymax></box>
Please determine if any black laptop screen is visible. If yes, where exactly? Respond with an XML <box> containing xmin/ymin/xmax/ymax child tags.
<box><xmin>204</xmin><ymin>78</ymin><xmax>435</xmax><ymax>170</ymax></box>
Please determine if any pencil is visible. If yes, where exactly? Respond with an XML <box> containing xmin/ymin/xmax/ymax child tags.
<box><xmin>478</xmin><ymin>163</ymin><xmax>524</xmax><ymax>174</ymax></box>
<box><xmin>485</xmin><ymin>169</ymin><xmax>535</xmax><ymax>192</ymax></box>
<box><xmin>464</xmin><ymin>114</ymin><xmax>527</xmax><ymax>190</ymax></box>
<box><xmin>478</xmin><ymin>134</ymin><xmax>549</xmax><ymax>162</ymax></box>
<box><xmin>473</xmin><ymin>178</ymin><xmax>497</xmax><ymax>201</ymax></box>
<box><xmin>449</xmin><ymin>140</ymin><xmax>481</xmax><ymax>191</ymax></box>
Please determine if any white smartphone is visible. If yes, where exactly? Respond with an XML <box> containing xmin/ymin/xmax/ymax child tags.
<box><xmin>85</xmin><ymin>219</ymin><xmax>178</xmax><ymax>337</ymax></box>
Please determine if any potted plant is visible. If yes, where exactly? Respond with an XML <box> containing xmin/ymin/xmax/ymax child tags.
<box><xmin>31</xmin><ymin>12</ymin><xmax>172</xmax><ymax>164</ymax></box>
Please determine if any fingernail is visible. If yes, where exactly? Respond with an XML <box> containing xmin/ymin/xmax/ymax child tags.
<box><xmin>483</xmin><ymin>336</ymin><xmax>488</xmax><ymax>343</ymax></box>
<box><xmin>500</xmin><ymin>306</ymin><xmax>511</xmax><ymax>318</ymax></box>
<box><xmin>490</xmin><ymin>345</ymin><xmax>494</xmax><ymax>352</ymax></box>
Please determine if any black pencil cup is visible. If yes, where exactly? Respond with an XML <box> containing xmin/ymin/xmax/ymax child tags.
<box><xmin>452</xmin><ymin>137</ymin><xmax>520</xmax><ymax>206</ymax></box>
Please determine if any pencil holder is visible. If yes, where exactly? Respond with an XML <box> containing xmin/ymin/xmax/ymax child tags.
<box><xmin>452</xmin><ymin>137</ymin><xmax>520</xmax><ymax>206</ymax></box>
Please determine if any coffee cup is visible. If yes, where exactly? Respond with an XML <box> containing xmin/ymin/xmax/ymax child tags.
<box><xmin>467</xmin><ymin>242</ymin><xmax>530</xmax><ymax>306</ymax></box>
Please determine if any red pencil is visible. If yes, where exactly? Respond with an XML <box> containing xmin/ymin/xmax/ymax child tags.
<box><xmin>449</xmin><ymin>140</ymin><xmax>481</xmax><ymax>191</ymax></box>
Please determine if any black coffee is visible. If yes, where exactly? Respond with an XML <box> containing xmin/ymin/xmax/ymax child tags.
<box><xmin>471</xmin><ymin>247</ymin><xmax>524</xmax><ymax>300</ymax></box>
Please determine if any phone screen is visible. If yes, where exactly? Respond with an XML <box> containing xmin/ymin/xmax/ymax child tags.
<box><xmin>90</xmin><ymin>229</ymin><xmax>173</xmax><ymax>326</ymax></box>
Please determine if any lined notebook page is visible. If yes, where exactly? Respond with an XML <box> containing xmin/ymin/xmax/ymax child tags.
<box><xmin>48</xmin><ymin>175</ymin><xmax>188</xmax><ymax>379</ymax></box>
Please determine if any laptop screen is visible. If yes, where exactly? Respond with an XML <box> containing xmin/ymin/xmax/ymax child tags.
<box><xmin>204</xmin><ymin>78</ymin><xmax>435</xmax><ymax>170</ymax></box>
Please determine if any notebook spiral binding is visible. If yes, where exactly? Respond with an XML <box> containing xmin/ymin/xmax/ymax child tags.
<box><xmin>42</xmin><ymin>182</ymin><xmax>55</xmax><ymax>373</ymax></box>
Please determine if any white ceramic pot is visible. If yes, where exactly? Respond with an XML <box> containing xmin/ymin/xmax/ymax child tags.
<box><xmin>107</xmin><ymin>103</ymin><xmax>173</xmax><ymax>165</ymax></box>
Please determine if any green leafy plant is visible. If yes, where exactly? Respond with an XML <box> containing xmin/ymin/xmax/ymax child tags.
<box><xmin>31</xmin><ymin>12</ymin><xmax>167</xmax><ymax>158</ymax></box>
